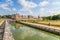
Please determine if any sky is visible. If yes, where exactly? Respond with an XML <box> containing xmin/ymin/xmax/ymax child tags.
<box><xmin>0</xmin><ymin>0</ymin><xmax>60</xmax><ymax>17</ymax></box>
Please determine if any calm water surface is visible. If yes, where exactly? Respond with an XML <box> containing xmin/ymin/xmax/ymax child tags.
<box><xmin>9</xmin><ymin>22</ymin><xmax>60</xmax><ymax>40</ymax></box>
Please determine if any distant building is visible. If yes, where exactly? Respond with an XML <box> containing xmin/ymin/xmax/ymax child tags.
<box><xmin>28</xmin><ymin>15</ymin><xmax>34</xmax><ymax>19</ymax></box>
<box><xmin>11</xmin><ymin>13</ymin><xmax>43</xmax><ymax>21</ymax></box>
<box><xmin>11</xmin><ymin>13</ymin><xmax>22</xmax><ymax>20</ymax></box>
<box><xmin>38</xmin><ymin>16</ymin><xmax>43</xmax><ymax>20</ymax></box>
<box><xmin>38</xmin><ymin>16</ymin><xmax>40</xmax><ymax>19</ymax></box>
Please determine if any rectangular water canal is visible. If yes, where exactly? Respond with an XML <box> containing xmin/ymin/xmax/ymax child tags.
<box><xmin>9</xmin><ymin>22</ymin><xmax>60</xmax><ymax>40</ymax></box>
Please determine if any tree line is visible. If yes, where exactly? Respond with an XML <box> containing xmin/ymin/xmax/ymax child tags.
<box><xmin>0</xmin><ymin>15</ymin><xmax>11</xmax><ymax>18</ymax></box>
<box><xmin>0</xmin><ymin>14</ymin><xmax>60</xmax><ymax>20</ymax></box>
<box><xmin>42</xmin><ymin>14</ymin><xmax>60</xmax><ymax>20</ymax></box>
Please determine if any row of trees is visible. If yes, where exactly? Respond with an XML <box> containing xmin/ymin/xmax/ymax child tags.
<box><xmin>42</xmin><ymin>14</ymin><xmax>60</xmax><ymax>20</ymax></box>
<box><xmin>0</xmin><ymin>15</ymin><xmax>2</xmax><ymax>18</ymax></box>
<box><xmin>0</xmin><ymin>15</ymin><xmax>12</xmax><ymax>18</ymax></box>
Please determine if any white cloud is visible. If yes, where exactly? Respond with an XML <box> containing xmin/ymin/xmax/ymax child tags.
<box><xmin>40</xmin><ymin>8</ymin><xmax>45</xmax><ymax>11</ymax></box>
<box><xmin>39</xmin><ymin>1</ymin><xmax>49</xmax><ymax>6</ymax></box>
<box><xmin>39</xmin><ymin>7</ymin><xmax>60</xmax><ymax>17</ymax></box>
<box><xmin>18</xmin><ymin>0</ymin><xmax>37</xmax><ymax>8</ymax></box>
<box><xmin>19</xmin><ymin>7</ymin><xmax>33</xmax><ymax>15</ymax></box>
<box><xmin>47</xmin><ymin>9</ymin><xmax>60</xmax><ymax>15</ymax></box>
<box><xmin>18</xmin><ymin>0</ymin><xmax>36</xmax><ymax>15</ymax></box>
<box><xmin>0</xmin><ymin>4</ymin><xmax>11</xmax><ymax>11</ymax></box>
<box><xmin>17</xmin><ymin>0</ymin><xmax>60</xmax><ymax>17</ymax></box>
<box><xmin>6</xmin><ymin>0</ymin><xmax>13</xmax><ymax>6</ymax></box>
<box><xmin>0</xmin><ymin>4</ymin><xmax>8</xmax><ymax>9</ymax></box>
<box><xmin>0</xmin><ymin>4</ymin><xmax>17</xmax><ymax>11</ymax></box>
<box><xmin>12</xmin><ymin>8</ymin><xmax>17</xmax><ymax>11</ymax></box>
<box><xmin>0</xmin><ymin>0</ymin><xmax>14</xmax><ymax>12</ymax></box>
<box><xmin>52</xmin><ymin>2</ymin><xmax>60</xmax><ymax>5</ymax></box>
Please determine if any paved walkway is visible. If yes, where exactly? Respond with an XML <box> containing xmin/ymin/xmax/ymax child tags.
<box><xmin>3</xmin><ymin>20</ymin><xmax>14</xmax><ymax>40</ymax></box>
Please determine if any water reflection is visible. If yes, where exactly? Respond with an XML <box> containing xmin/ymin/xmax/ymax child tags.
<box><xmin>10</xmin><ymin>22</ymin><xmax>22</xmax><ymax>29</ymax></box>
<box><xmin>9</xmin><ymin>22</ymin><xmax>60</xmax><ymax>40</ymax></box>
<box><xmin>15</xmin><ymin>23</ymin><xmax>21</xmax><ymax>29</ymax></box>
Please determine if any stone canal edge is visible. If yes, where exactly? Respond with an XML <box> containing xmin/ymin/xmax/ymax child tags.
<box><xmin>3</xmin><ymin>20</ymin><xmax>14</xmax><ymax>40</ymax></box>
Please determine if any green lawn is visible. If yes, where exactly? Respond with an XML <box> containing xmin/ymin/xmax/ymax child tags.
<box><xmin>20</xmin><ymin>20</ymin><xmax>60</xmax><ymax>27</ymax></box>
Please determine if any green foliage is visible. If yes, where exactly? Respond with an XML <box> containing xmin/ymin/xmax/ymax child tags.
<box><xmin>1</xmin><ymin>15</ymin><xmax>11</xmax><ymax>18</ymax></box>
<box><xmin>5</xmin><ymin>15</ymin><xmax>11</xmax><ymax>18</ymax></box>
<box><xmin>42</xmin><ymin>14</ymin><xmax>60</xmax><ymax>20</ymax></box>
<box><xmin>0</xmin><ymin>15</ymin><xmax>2</xmax><ymax>18</ymax></box>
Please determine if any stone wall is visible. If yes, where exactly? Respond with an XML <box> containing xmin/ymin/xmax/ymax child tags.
<box><xmin>17</xmin><ymin>21</ymin><xmax>60</xmax><ymax>35</ymax></box>
<box><xmin>3</xmin><ymin>20</ymin><xmax>14</xmax><ymax>40</ymax></box>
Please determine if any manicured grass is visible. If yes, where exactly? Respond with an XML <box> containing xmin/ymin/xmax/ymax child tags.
<box><xmin>38</xmin><ymin>20</ymin><xmax>60</xmax><ymax>27</ymax></box>
<box><xmin>21</xmin><ymin>20</ymin><xmax>60</xmax><ymax>27</ymax></box>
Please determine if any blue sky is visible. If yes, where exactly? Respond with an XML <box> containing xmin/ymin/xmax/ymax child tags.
<box><xmin>0</xmin><ymin>0</ymin><xmax>60</xmax><ymax>17</ymax></box>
